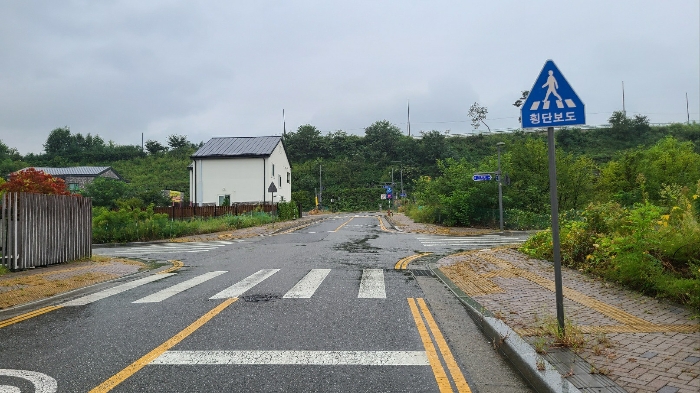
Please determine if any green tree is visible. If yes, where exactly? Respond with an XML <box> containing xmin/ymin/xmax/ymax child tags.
<box><xmin>508</xmin><ymin>139</ymin><xmax>550</xmax><ymax>213</ymax></box>
<box><xmin>145</xmin><ymin>140</ymin><xmax>168</xmax><ymax>155</ymax></box>
<box><xmin>556</xmin><ymin>152</ymin><xmax>597</xmax><ymax>210</ymax></box>
<box><xmin>283</xmin><ymin>125</ymin><xmax>328</xmax><ymax>162</ymax></box>
<box><xmin>43</xmin><ymin>127</ymin><xmax>72</xmax><ymax>155</ymax></box>
<box><xmin>167</xmin><ymin>135</ymin><xmax>190</xmax><ymax>150</ymax></box>
<box><xmin>363</xmin><ymin>120</ymin><xmax>404</xmax><ymax>163</ymax></box>
<box><xmin>81</xmin><ymin>177</ymin><xmax>129</xmax><ymax>209</ymax></box>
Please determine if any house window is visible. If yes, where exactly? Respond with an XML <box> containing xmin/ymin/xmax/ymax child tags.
<box><xmin>278</xmin><ymin>175</ymin><xmax>282</xmax><ymax>188</ymax></box>
<box><xmin>287</xmin><ymin>172</ymin><xmax>290</xmax><ymax>184</ymax></box>
<box><xmin>68</xmin><ymin>183</ymin><xmax>80</xmax><ymax>192</ymax></box>
<box><xmin>272</xmin><ymin>164</ymin><xmax>275</xmax><ymax>176</ymax></box>
<box><xmin>218</xmin><ymin>194</ymin><xmax>231</xmax><ymax>206</ymax></box>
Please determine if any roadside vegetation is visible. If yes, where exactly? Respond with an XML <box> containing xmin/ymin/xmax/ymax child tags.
<box><xmin>93</xmin><ymin>200</ymin><xmax>299</xmax><ymax>243</ymax></box>
<box><xmin>1</xmin><ymin>113</ymin><xmax>699</xmax><ymax>306</ymax></box>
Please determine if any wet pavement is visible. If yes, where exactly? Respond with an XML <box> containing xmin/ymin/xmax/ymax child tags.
<box><xmin>434</xmin><ymin>247</ymin><xmax>700</xmax><ymax>393</ymax></box>
<box><xmin>1</xmin><ymin>212</ymin><xmax>698</xmax><ymax>392</ymax></box>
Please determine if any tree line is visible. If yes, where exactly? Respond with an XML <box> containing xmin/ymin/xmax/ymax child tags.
<box><xmin>1</xmin><ymin>113</ymin><xmax>699</xmax><ymax>216</ymax></box>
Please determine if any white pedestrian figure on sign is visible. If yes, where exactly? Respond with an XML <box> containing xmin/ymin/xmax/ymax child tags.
<box><xmin>542</xmin><ymin>70</ymin><xmax>563</xmax><ymax>103</ymax></box>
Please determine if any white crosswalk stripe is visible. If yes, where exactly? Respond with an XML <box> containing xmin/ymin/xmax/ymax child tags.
<box><xmin>64</xmin><ymin>268</ymin><xmax>392</xmax><ymax>305</ymax></box>
<box><xmin>62</xmin><ymin>273</ymin><xmax>176</xmax><ymax>306</ymax></box>
<box><xmin>94</xmin><ymin>241</ymin><xmax>235</xmax><ymax>256</ymax></box>
<box><xmin>133</xmin><ymin>271</ymin><xmax>228</xmax><ymax>303</ymax></box>
<box><xmin>358</xmin><ymin>269</ymin><xmax>386</xmax><ymax>299</ymax></box>
<box><xmin>210</xmin><ymin>269</ymin><xmax>280</xmax><ymax>299</ymax></box>
<box><xmin>283</xmin><ymin>269</ymin><xmax>331</xmax><ymax>298</ymax></box>
<box><xmin>416</xmin><ymin>234</ymin><xmax>526</xmax><ymax>249</ymax></box>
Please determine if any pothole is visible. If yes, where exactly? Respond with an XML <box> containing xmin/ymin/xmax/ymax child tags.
<box><xmin>241</xmin><ymin>293</ymin><xmax>280</xmax><ymax>302</ymax></box>
<box><xmin>334</xmin><ymin>235</ymin><xmax>381</xmax><ymax>253</ymax></box>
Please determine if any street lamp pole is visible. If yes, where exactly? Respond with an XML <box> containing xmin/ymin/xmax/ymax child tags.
<box><xmin>496</xmin><ymin>142</ymin><xmax>505</xmax><ymax>232</ymax></box>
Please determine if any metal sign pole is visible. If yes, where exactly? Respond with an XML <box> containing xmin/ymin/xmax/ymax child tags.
<box><xmin>497</xmin><ymin>142</ymin><xmax>505</xmax><ymax>232</ymax></box>
<box><xmin>547</xmin><ymin>126</ymin><xmax>565</xmax><ymax>335</ymax></box>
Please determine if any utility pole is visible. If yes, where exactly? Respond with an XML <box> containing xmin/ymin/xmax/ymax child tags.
<box><xmin>622</xmin><ymin>81</ymin><xmax>626</xmax><ymax>116</ymax></box>
<box><xmin>686</xmin><ymin>93</ymin><xmax>690</xmax><ymax>124</ymax></box>
<box><xmin>390</xmin><ymin>168</ymin><xmax>394</xmax><ymax>209</ymax></box>
<box><xmin>319</xmin><ymin>164</ymin><xmax>322</xmax><ymax>209</ymax></box>
<box><xmin>496</xmin><ymin>142</ymin><xmax>505</xmax><ymax>232</ymax></box>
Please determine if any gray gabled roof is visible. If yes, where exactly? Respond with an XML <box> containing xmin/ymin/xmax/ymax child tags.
<box><xmin>191</xmin><ymin>136</ymin><xmax>283</xmax><ymax>158</ymax></box>
<box><xmin>20</xmin><ymin>166</ymin><xmax>119</xmax><ymax>178</ymax></box>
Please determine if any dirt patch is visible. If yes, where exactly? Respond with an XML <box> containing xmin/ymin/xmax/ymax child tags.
<box><xmin>0</xmin><ymin>258</ymin><xmax>147</xmax><ymax>310</ymax></box>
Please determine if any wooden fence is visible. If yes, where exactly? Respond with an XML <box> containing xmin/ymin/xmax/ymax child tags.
<box><xmin>1</xmin><ymin>192</ymin><xmax>92</xmax><ymax>270</ymax></box>
<box><xmin>153</xmin><ymin>202</ymin><xmax>277</xmax><ymax>220</ymax></box>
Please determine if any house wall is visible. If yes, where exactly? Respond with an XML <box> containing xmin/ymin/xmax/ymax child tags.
<box><xmin>190</xmin><ymin>140</ymin><xmax>292</xmax><ymax>206</ymax></box>
<box><xmin>265</xmin><ymin>142</ymin><xmax>292</xmax><ymax>203</ymax></box>
<box><xmin>193</xmin><ymin>157</ymin><xmax>264</xmax><ymax>205</ymax></box>
<box><xmin>64</xmin><ymin>170</ymin><xmax>122</xmax><ymax>191</ymax></box>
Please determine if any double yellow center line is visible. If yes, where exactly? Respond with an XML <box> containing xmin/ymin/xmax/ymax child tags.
<box><xmin>0</xmin><ymin>305</ymin><xmax>63</xmax><ymax>329</ymax></box>
<box><xmin>408</xmin><ymin>298</ymin><xmax>472</xmax><ymax>393</ymax></box>
<box><xmin>395</xmin><ymin>253</ymin><xmax>432</xmax><ymax>270</ymax></box>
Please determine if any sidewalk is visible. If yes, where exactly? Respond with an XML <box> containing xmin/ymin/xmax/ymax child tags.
<box><xmin>388</xmin><ymin>213</ymin><xmax>700</xmax><ymax>393</ymax></box>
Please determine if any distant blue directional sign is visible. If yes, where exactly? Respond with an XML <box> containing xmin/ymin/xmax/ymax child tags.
<box><xmin>472</xmin><ymin>174</ymin><xmax>492</xmax><ymax>181</ymax></box>
<box><xmin>521</xmin><ymin>60</ymin><xmax>585</xmax><ymax>129</ymax></box>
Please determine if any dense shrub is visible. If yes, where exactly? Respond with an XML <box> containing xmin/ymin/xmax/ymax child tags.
<box><xmin>93</xmin><ymin>205</ymin><xmax>276</xmax><ymax>243</ymax></box>
<box><xmin>277</xmin><ymin>200</ymin><xmax>299</xmax><ymax>220</ymax></box>
<box><xmin>520</xmin><ymin>196</ymin><xmax>700</xmax><ymax>309</ymax></box>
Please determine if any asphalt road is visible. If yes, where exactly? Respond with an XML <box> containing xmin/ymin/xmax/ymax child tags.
<box><xmin>0</xmin><ymin>214</ymin><xmax>533</xmax><ymax>392</ymax></box>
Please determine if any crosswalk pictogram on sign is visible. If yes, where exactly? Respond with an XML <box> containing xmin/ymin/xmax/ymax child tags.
<box><xmin>521</xmin><ymin>60</ymin><xmax>585</xmax><ymax>129</ymax></box>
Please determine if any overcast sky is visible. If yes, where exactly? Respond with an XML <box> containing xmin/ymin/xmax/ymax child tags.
<box><xmin>1</xmin><ymin>0</ymin><xmax>699</xmax><ymax>155</ymax></box>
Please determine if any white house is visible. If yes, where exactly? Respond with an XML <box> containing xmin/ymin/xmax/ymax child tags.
<box><xmin>189</xmin><ymin>136</ymin><xmax>291</xmax><ymax>206</ymax></box>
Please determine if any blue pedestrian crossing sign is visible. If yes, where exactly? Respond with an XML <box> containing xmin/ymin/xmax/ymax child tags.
<box><xmin>521</xmin><ymin>60</ymin><xmax>585</xmax><ymax>129</ymax></box>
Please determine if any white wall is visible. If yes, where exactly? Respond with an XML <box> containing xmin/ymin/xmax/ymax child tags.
<box><xmin>264</xmin><ymin>142</ymin><xmax>292</xmax><ymax>203</ymax></box>
<box><xmin>190</xmin><ymin>140</ymin><xmax>292</xmax><ymax>205</ymax></box>
<box><xmin>194</xmin><ymin>157</ymin><xmax>264</xmax><ymax>205</ymax></box>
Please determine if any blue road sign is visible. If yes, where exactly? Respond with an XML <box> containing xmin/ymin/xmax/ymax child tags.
<box><xmin>387</xmin><ymin>193</ymin><xmax>392</xmax><ymax>199</ymax></box>
<box><xmin>472</xmin><ymin>174</ymin><xmax>492</xmax><ymax>181</ymax></box>
<box><xmin>521</xmin><ymin>60</ymin><xmax>585</xmax><ymax>129</ymax></box>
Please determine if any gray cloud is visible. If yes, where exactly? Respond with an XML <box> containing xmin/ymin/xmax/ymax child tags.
<box><xmin>1</xmin><ymin>0</ymin><xmax>698</xmax><ymax>155</ymax></box>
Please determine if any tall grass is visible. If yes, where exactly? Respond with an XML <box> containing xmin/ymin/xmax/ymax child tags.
<box><xmin>92</xmin><ymin>205</ymin><xmax>277</xmax><ymax>243</ymax></box>
<box><xmin>520</xmin><ymin>192</ymin><xmax>700</xmax><ymax>310</ymax></box>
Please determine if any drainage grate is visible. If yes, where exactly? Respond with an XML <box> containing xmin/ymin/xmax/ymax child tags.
<box><xmin>411</xmin><ymin>269</ymin><xmax>435</xmax><ymax>277</ymax></box>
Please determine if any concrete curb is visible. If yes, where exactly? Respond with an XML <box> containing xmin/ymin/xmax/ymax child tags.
<box><xmin>429</xmin><ymin>263</ymin><xmax>582</xmax><ymax>393</ymax></box>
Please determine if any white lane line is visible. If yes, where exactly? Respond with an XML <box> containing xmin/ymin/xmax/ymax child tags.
<box><xmin>62</xmin><ymin>274</ymin><xmax>176</xmax><ymax>306</ymax></box>
<box><xmin>133</xmin><ymin>271</ymin><xmax>228</xmax><ymax>303</ymax></box>
<box><xmin>151</xmin><ymin>350</ymin><xmax>429</xmax><ymax>366</ymax></box>
<box><xmin>283</xmin><ymin>269</ymin><xmax>331</xmax><ymax>298</ymax></box>
<box><xmin>210</xmin><ymin>269</ymin><xmax>279</xmax><ymax>299</ymax></box>
<box><xmin>358</xmin><ymin>269</ymin><xmax>386</xmax><ymax>299</ymax></box>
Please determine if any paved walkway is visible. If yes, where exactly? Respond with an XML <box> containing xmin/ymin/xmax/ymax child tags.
<box><xmin>437</xmin><ymin>248</ymin><xmax>700</xmax><ymax>393</ymax></box>
<box><xmin>387</xmin><ymin>213</ymin><xmax>700</xmax><ymax>392</ymax></box>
